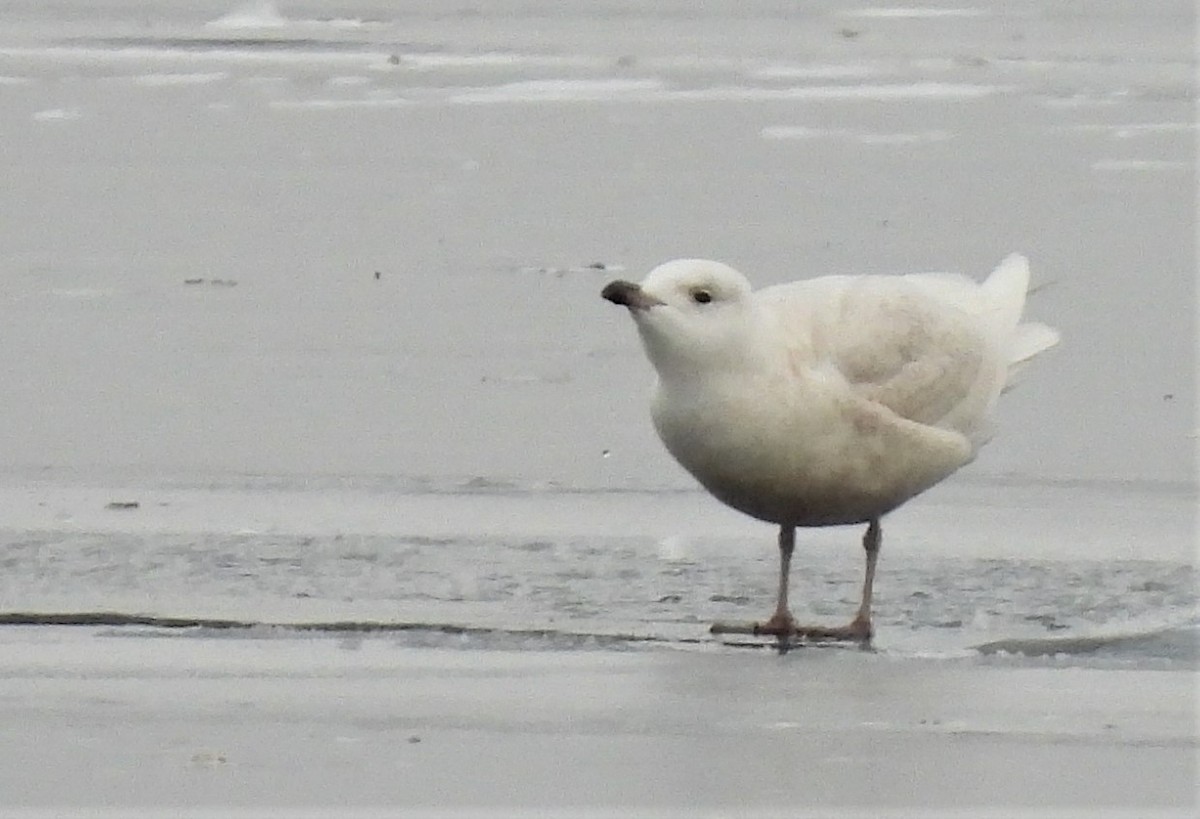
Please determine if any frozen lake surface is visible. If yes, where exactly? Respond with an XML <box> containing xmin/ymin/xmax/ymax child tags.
<box><xmin>0</xmin><ymin>477</ymin><xmax>1196</xmax><ymax>664</ymax></box>
<box><xmin>0</xmin><ymin>0</ymin><xmax>1194</xmax><ymax>486</ymax></box>
<box><xmin>0</xmin><ymin>0</ymin><xmax>1195</xmax><ymax>812</ymax></box>
<box><xmin>1</xmin><ymin>625</ymin><xmax>1195</xmax><ymax>812</ymax></box>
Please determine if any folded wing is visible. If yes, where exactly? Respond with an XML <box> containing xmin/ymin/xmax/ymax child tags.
<box><xmin>829</xmin><ymin>278</ymin><xmax>997</xmax><ymax>441</ymax></box>
<box><xmin>771</xmin><ymin>255</ymin><xmax>1059</xmax><ymax>447</ymax></box>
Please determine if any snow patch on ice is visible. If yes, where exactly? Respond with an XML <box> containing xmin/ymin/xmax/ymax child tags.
<box><xmin>1111</xmin><ymin>122</ymin><xmax>1195</xmax><ymax>138</ymax></box>
<box><xmin>1041</xmin><ymin>94</ymin><xmax>1123</xmax><ymax>109</ymax></box>
<box><xmin>762</xmin><ymin>125</ymin><xmax>954</xmax><ymax>144</ymax></box>
<box><xmin>1058</xmin><ymin>122</ymin><xmax>1196</xmax><ymax>138</ymax></box>
<box><xmin>451</xmin><ymin>81</ymin><xmax>1000</xmax><ymax>105</ymax></box>
<box><xmin>1091</xmin><ymin>159</ymin><xmax>1189</xmax><ymax>172</ymax></box>
<box><xmin>208</xmin><ymin>0</ymin><xmax>289</xmax><ymax>29</ymax></box>
<box><xmin>269</xmin><ymin>97</ymin><xmax>412</xmax><ymax>110</ymax></box>
<box><xmin>656</xmin><ymin>535</ymin><xmax>692</xmax><ymax>562</ymax></box>
<box><xmin>747</xmin><ymin>63</ymin><xmax>883</xmax><ymax>81</ymax></box>
<box><xmin>327</xmin><ymin>75</ymin><xmax>373</xmax><ymax>87</ymax></box>
<box><xmin>669</xmin><ymin>82</ymin><xmax>1003</xmax><ymax>103</ymax></box>
<box><xmin>0</xmin><ymin>45</ymin><xmax>386</xmax><ymax>69</ymax></box>
<box><xmin>856</xmin><ymin>131</ymin><xmax>955</xmax><ymax>144</ymax></box>
<box><xmin>400</xmin><ymin>52</ymin><xmax>606</xmax><ymax>71</ymax></box>
<box><xmin>450</xmin><ymin>78</ymin><xmax>667</xmax><ymax>104</ymax></box>
<box><xmin>32</xmin><ymin>108</ymin><xmax>82</xmax><ymax>122</ymax></box>
<box><xmin>133</xmin><ymin>72</ymin><xmax>229</xmax><ymax>86</ymax></box>
<box><xmin>842</xmin><ymin>7</ymin><xmax>989</xmax><ymax>19</ymax></box>
<box><xmin>46</xmin><ymin>288</ymin><xmax>112</xmax><ymax>299</ymax></box>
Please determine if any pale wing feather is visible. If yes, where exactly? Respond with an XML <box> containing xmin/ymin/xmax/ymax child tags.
<box><xmin>829</xmin><ymin>277</ymin><xmax>997</xmax><ymax>436</ymax></box>
<box><xmin>906</xmin><ymin>255</ymin><xmax>1059</xmax><ymax>388</ymax></box>
<box><xmin>756</xmin><ymin>256</ymin><xmax>1056</xmax><ymax>442</ymax></box>
<box><xmin>903</xmin><ymin>254</ymin><xmax>1029</xmax><ymax>331</ymax></box>
<box><xmin>760</xmin><ymin>276</ymin><xmax>998</xmax><ymax>439</ymax></box>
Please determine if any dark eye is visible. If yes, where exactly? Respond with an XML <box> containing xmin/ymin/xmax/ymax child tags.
<box><xmin>691</xmin><ymin>289</ymin><xmax>713</xmax><ymax>304</ymax></box>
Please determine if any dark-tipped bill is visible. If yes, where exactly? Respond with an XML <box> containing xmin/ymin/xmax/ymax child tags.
<box><xmin>601</xmin><ymin>280</ymin><xmax>663</xmax><ymax>311</ymax></box>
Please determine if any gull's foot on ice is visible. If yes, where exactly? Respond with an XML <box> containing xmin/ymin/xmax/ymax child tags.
<box><xmin>752</xmin><ymin>611</ymin><xmax>798</xmax><ymax>638</ymax></box>
<box><xmin>756</xmin><ymin>615</ymin><xmax>873</xmax><ymax>647</ymax></box>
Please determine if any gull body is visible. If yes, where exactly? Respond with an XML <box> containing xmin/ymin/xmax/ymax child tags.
<box><xmin>602</xmin><ymin>255</ymin><xmax>1059</xmax><ymax>643</ymax></box>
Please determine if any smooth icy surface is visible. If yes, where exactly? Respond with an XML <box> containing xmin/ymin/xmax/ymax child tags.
<box><xmin>0</xmin><ymin>629</ymin><xmax>1195</xmax><ymax>812</ymax></box>
<box><xmin>0</xmin><ymin>0</ymin><xmax>1193</xmax><ymax>486</ymax></box>
<box><xmin>0</xmin><ymin>0</ymin><xmax>1195</xmax><ymax>813</ymax></box>
<box><xmin>1</xmin><ymin>479</ymin><xmax>1194</xmax><ymax>659</ymax></box>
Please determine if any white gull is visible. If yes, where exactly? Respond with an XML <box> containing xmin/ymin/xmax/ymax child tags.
<box><xmin>602</xmin><ymin>254</ymin><xmax>1059</xmax><ymax>644</ymax></box>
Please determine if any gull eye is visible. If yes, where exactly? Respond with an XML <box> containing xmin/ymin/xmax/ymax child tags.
<box><xmin>691</xmin><ymin>289</ymin><xmax>713</xmax><ymax>305</ymax></box>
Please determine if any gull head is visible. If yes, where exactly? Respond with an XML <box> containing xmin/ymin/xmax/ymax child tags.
<box><xmin>602</xmin><ymin>259</ymin><xmax>758</xmax><ymax>378</ymax></box>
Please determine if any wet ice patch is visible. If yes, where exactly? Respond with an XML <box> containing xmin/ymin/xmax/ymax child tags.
<box><xmin>975</xmin><ymin>621</ymin><xmax>1200</xmax><ymax>665</ymax></box>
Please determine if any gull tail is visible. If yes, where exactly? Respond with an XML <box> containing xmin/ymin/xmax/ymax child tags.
<box><xmin>1003</xmin><ymin>321</ymin><xmax>1060</xmax><ymax>388</ymax></box>
<box><xmin>982</xmin><ymin>253</ymin><xmax>1061</xmax><ymax>388</ymax></box>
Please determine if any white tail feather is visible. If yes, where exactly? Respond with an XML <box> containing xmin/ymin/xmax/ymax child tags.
<box><xmin>1004</xmin><ymin>321</ymin><xmax>1060</xmax><ymax>389</ymax></box>
<box><xmin>904</xmin><ymin>253</ymin><xmax>1059</xmax><ymax>391</ymax></box>
<box><xmin>981</xmin><ymin>252</ymin><xmax>1033</xmax><ymax>332</ymax></box>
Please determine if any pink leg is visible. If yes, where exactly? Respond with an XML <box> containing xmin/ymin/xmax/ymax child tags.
<box><xmin>845</xmin><ymin>518</ymin><xmax>881</xmax><ymax>643</ymax></box>
<box><xmin>755</xmin><ymin>525</ymin><xmax>798</xmax><ymax>636</ymax></box>
<box><xmin>748</xmin><ymin>519</ymin><xmax>880</xmax><ymax>646</ymax></box>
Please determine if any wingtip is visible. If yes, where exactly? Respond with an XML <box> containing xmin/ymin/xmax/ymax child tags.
<box><xmin>982</xmin><ymin>253</ymin><xmax>1037</xmax><ymax>330</ymax></box>
<box><xmin>994</xmin><ymin>252</ymin><xmax>1030</xmax><ymax>279</ymax></box>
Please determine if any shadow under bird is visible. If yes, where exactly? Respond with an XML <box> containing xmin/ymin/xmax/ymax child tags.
<box><xmin>602</xmin><ymin>254</ymin><xmax>1059</xmax><ymax>645</ymax></box>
